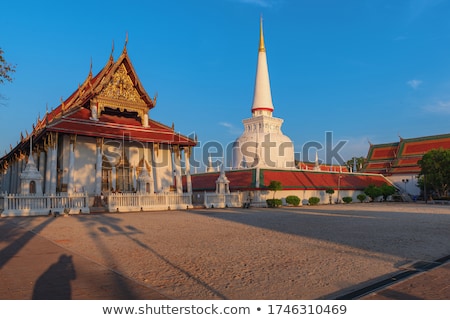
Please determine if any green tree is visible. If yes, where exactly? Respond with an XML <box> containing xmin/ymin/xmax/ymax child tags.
<box><xmin>364</xmin><ymin>184</ymin><xmax>382</xmax><ymax>201</ymax></box>
<box><xmin>357</xmin><ymin>193</ymin><xmax>367</xmax><ymax>203</ymax></box>
<box><xmin>418</xmin><ymin>148</ymin><xmax>450</xmax><ymax>198</ymax></box>
<box><xmin>286</xmin><ymin>195</ymin><xmax>300</xmax><ymax>206</ymax></box>
<box><xmin>267</xmin><ymin>180</ymin><xmax>282</xmax><ymax>200</ymax></box>
<box><xmin>325</xmin><ymin>188</ymin><xmax>334</xmax><ymax>204</ymax></box>
<box><xmin>345</xmin><ymin>156</ymin><xmax>366</xmax><ymax>172</ymax></box>
<box><xmin>380</xmin><ymin>183</ymin><xmax>396</xmax><ymax>201</ymax></box>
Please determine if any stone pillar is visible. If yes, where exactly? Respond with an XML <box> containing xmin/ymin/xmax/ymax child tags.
<box><xmin>45</xmin><ymin>147</ymin><xmax>52</xmax><ymax>194</ymax></box>
<box><xmin>67</xmin><ymin>135</ymin><xmax>76</xmax><ymax>194</ymax></box>
<box><xmin>173</xmin><ymin>146</ymin><xmax>182</xmax><ymax>194</ymax></box>
<box><xmin>146</xmin><ymin>145</ymin><xmax>155</xmax><ymax>193</ymax></box>
<box><xmin>49</xmin><ymin>143</ymin><xmax>57</xmax><ymax>194</ymax></box>
<box><xmin>3</xmin><ymin>162</ymin><xmax>11</xmax><ymax>193</ymax></box>
<box><xmin>10</xmin><ymin>160</ymin><xmax>16</xmax><ymax>194</ymax></box>
<box><xmin>132</xmin><ymin>166</ymin><xmax>137</xmax><ymax>191</ymax></box>
<box><xmin>111</xmin><ymin>167</ymin><xmax>116</xmax><ymax>192</ymax></box>
<box><xmin>38</xmin><ymin>149</ymin><xmax>46</xmax><ymax>190</ymax></box>
<box><xmin>95</xmin><ymin>138</ymin><xmax>103</xmax><ymax>195</ymax></box>
<box><xmin>185</xmin><ymin>147</ymin><xmax>192</xmax><ymax>194</ymax></box>
<box><xmin>142</xmin><ymin>113</ymin><xmax>149</xmax><ymax>127</ymax></box>
<box><xmin>254</xmin><ymin>167</ymin><xmax>261</xmax><ymax>202</ymax></box>
<box><xmin>152</xmin><ymin>143</ymin><xmax>162</xmax><ymax>193</ymax></box>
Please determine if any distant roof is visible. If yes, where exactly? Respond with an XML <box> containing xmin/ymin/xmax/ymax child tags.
<box><xmin>185</xmin><ymin>168</ymin><xmax>391</xmax><ymax>192</ymax></box>
<box><xmin>363</xmin><ymin>133</ymin><xmax>450</xmax><ymax>175</ymax></box>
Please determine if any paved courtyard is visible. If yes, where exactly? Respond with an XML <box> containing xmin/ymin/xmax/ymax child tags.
<box><xmin>1</xmin><ymin>202</ymin><xmax>449</xmax><ymax>299</ymax></box>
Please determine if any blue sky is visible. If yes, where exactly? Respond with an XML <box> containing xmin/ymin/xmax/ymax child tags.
<box><xmin>1</xmin><ymin>0</ymin><xmax>450</xmax><ymax>166</ymax></box>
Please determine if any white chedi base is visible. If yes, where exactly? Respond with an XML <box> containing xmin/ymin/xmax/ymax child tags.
<box><xmin>232</xmin><ymin>115</ymin><xmax>295</xmax><ymax>169</ymax></box>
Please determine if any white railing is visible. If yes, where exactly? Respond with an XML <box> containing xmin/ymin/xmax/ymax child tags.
<box><xmin>203</xmin><ymin>191</ymin><xmax>242</xmax><ymax>208</ymax></box>
<box><xmin>106</xmin><ymin>192</ymin><xmax>193</xmax><ymax>212</ymax></box>
<box><xmin>0</xmin><ymin>192</ymin><xmax>90</xmax><ymax>217</ymax></box>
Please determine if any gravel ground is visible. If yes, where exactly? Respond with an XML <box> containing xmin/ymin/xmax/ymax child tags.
<box><xmin>5</xmin><ymin>202</ymin><xmax>450</xmax><ymax>299</ymax></box>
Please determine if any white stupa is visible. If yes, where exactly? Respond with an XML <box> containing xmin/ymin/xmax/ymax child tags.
<box><xmin>232</xmin><ymin>18</ymin><xmax>295</xmax><ymax>170</ymax></box>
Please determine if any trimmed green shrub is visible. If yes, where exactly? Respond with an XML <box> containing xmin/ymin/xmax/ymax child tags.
<box><xmin>364</xmin><ymin>184</ymin><xmax>382</xmax><ymax>201</ymax></box>
<box><xmin>286</xmin><ymin>195</ymin><xmax>301</xmax><ymax>206</ymax></box>
<box><xmin>266</xmin><ymin>199</ymin><xmax>282</xmax><ymax>208</ymax></box>
<box><xmin>357</xmin><ymin>194</ymin><xmax>367</xmax><ymax>203</ymax></box>
<box><xmin>342</xmin><ymin>196</ymin><xmax>353</xmax><ymax>204</ymax></box>
<box><xmin>308</xmin><ymin>197</ymin><xmax>320</xmax><ymax>205</ymax></box>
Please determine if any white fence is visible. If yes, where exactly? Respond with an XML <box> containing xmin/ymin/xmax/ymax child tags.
<box><xmin>203</xmin><ymin>192</ymin><xmax>242</xmax><ymax>208</ymax></box>
<box><xmin>106</xmin><ymin>192</ymin><xmax>193</xmax><ymax>212</ymax></box>
<box><xmin>0</xmin><ymin>192</ymin><xmax>90</xmax><ymax>217</ymax></box>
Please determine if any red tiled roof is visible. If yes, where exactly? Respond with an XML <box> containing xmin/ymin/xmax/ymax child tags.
<box><xmin>395</xmin><ymin>157</ymin><xmax>421</xmax><ymax>166</ymax></box>
<box><xmin>260</xmin><ymin>169</ymin><xmax>390</xmax><ymax>190</ymax></box>
<box><xmin>400</xmin><ymin>137</ymin><xmax>450</xmax><ymax>156</ymax></box>
<box><xmin>189</xmin><ymin>170</ymin><xmax>255</xmax><ymax>192</ymax></box>
<box><xmin>186</xmin><ymin>169</ymin><xmax>391</xmax><ymax>192</ymax></box>
<box><xmin>370</xmin><ymin>144</ymin><xmax>398</xmax><ymax>160</ymax></box>
<box><xmin>45</xmin><ymin>108</ymin><xmax>195</xmax><ymax>145</ymax></box>
<box><xmin>363</xmin><ymin>134</ymin><xmax>450</xmax><ymax>175</ymax></box>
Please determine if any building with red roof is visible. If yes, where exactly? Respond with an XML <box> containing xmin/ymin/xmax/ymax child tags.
<box><xmin>0</xmin><ymin>43</ymin><xmax>196</xmax><ymax>203</ymax></box>
<box><xmin>362</xmin><ymin>133</ymin><xmax>450</xmax><ymax>196</ymax></box>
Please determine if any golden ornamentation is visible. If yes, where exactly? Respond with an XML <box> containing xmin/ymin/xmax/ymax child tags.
<box><xmin>100</xmin><ymin>64</ymin><xmax>143</xmax><ymax>103</ymax></box>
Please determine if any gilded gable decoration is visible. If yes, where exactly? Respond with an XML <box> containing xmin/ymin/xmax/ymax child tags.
<box><xmin>95</xmin><ymin>63</ymin><xmax>149</xmax><ymax>124</ymax></box>
<box><xmin>100</xmin><ymin>64</ymin><xmax>143</xmax><ymax>103</ymax></box>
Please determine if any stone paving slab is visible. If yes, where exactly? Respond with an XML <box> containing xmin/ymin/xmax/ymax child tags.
<box><xmin>0</xmin><ymin>220</ymin><xmax>167</xmax><ymax>300</ymax></box>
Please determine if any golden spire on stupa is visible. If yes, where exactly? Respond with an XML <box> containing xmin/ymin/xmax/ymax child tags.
<box><xmin>259</xmin><ymin>16</ymin><xmax>266</xmax><ymax>53</ymax></box>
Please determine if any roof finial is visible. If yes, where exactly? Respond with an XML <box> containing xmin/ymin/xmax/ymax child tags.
<box><xmin>124</xmin><ymin>32</ymin><xmax>128</xmax><ymax>51</ymax></box>
<box><xmin>88</xmin><ymin>56</ymin><xmax>93</xmax><ymax>78</ymax></box>
<box><xmin>259</xmin><ymin>15</ymin><xmax>265</xmax><ymax>52</ymax></box>
<box><xmin>110</xmin><ymin>40</ymin><xmax>115</xmax><ymax>61</ymax></box>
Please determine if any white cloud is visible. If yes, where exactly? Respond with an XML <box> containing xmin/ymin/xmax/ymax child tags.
<box><xmin>423</xmin><ymin>100</ymin><xmax>450</xmax><ymax>114</ymax></box>
<box><xmin>407</xmin><ymin>79</ymin><xmax>422</xmax><ymax>89</ymax></box>
<box><xmin>220</xmin><ymin>122</ymin><xmax>233</xmax><ymax>128</ymax></box>
<box><xmin>219</xmin><ymin>122</ymin><xmax>242</xmax><ymax>135</ymax></box>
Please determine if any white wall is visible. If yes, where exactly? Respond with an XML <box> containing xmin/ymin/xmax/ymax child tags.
<box><xmin>260</xmin><ymin>189</ymin><xmax>366</xmax><ymax>205</ymax></box>
<box><xmin>386</xmin><ymin>174</ymin><xmax>420</xmax><ymax>196</ymax></box>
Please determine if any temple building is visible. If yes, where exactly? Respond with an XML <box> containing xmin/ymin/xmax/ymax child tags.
<box><xmin>362</xmin><ymin>133</ymin><xmax>450</xmax><ymax>196</ymax></box>
<box><xmin>187</xmin><ymin>19</ymin><xmax>392</xmax><ymax>206</ymax></box>
<box><xmin>0</xmin><ymin>43</ymin><xmax>196</xmax><ymax>209</ymax></box>
<box><xmin>232</xmin><ymin>18</ymin><xmax>295</xmax><ymax>170</ymax></box>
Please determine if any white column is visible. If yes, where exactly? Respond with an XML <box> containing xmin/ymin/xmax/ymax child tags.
<box><xmin>49</xmin><ymin>144</ymin><xmax>58</xmax><ymax>194</ymax></box>
<box><xmin>4</xmin><ymin>163</ymin><xmax>11</xmax><ymax>193</ymax></box>
<box><xmin>132</xmin><ymin>166</ymin><xmax>137</xmax><ymax>191</ymax></box>
<box><xmin>174</xmin><ymin>146</ymin><xmax>182</xmax><ymax>194</ymax></box>
<box><xmin>38</xmin><ymin>150</ymin><xmax>46</xmax><ymax>194</ymax></box>
<box><xmin>152</xmin><ymin>143</ymin><xmax>162</xmax><ymax>192</ymax></box>
<box><xmin>45</xmin><ymin>148</ymin><xmax>52</xmax><ymax>194</ymax></box>
<box><xmin>95</xmin><ymin>138</ymin><xmax>103</xmax><ymax>195</ymax></box>
<box><xmin>10</xmin><ymin>161</ymin><xmax>16</xmax><ymax>193</ymax></box>
<box><xmin>67</xmin><ymin>140</ymin><xmax>75</xmax><ymax>194</ymax></box>
<box><xmin>111</xmin><ymin>167</ymin><xmax>116</xmax><ymax>191</ymax></box>
<box><xmin>145</xmin><ymin>144</ymin><xmax>155</xmax><ymax>193</ymax></box>
<box><xmin>185</xmin><ymin>147</ymin><xmax>192</xmax><ymax>194</ymax></box>
<box><xmin>142</xmin><ymin>113</ymin><xmax>149</xmax><ymax>127</ymax></box>
<box><xmin>254</xmin><ymin>167</ymin><xmax>261</xmax><ymax>202</ymax></box>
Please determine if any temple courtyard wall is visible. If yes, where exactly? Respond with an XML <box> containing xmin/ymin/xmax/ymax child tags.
<box><xmin>2</xmin><ymin>202</ymin><xmax>449</xmax><ymax>299</ymax></box>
